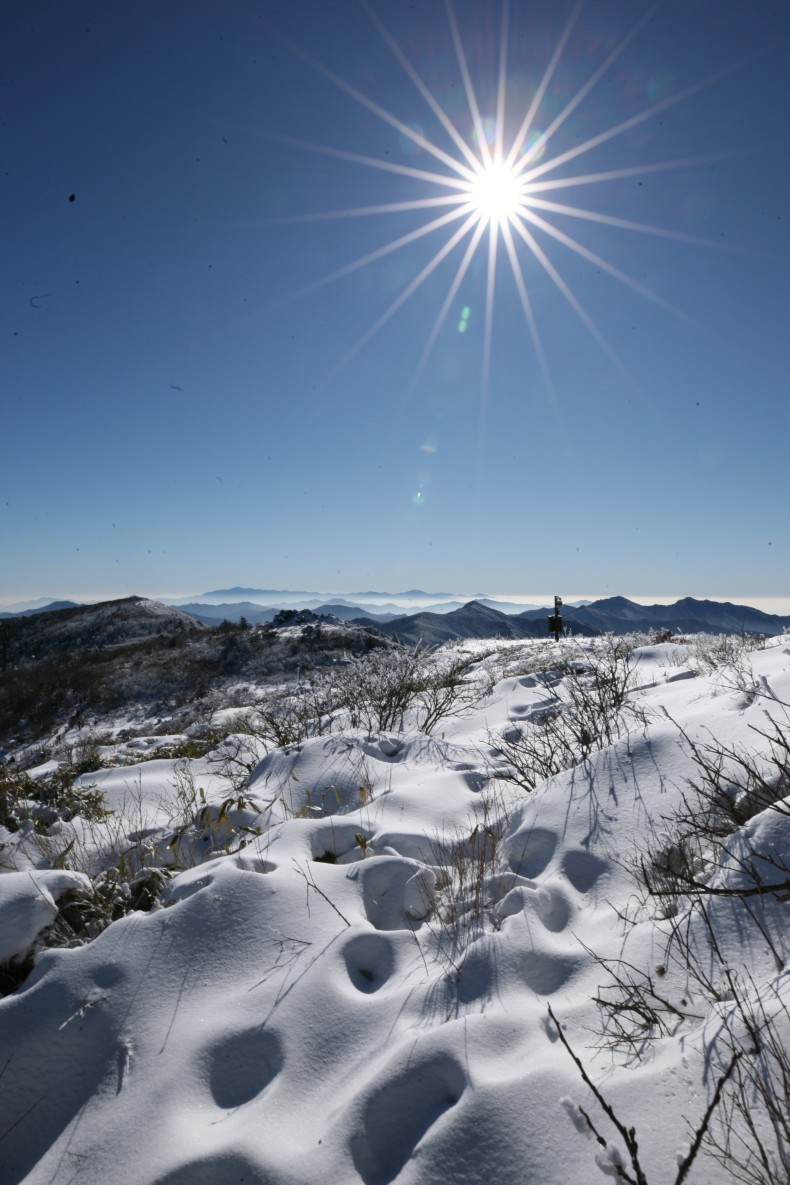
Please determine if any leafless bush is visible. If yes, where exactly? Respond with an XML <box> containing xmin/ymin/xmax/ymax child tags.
<box><xmin>693</xmin><ymin>631</ymin><xmax>767</xmax><ymax>674</ymax></box>
<box><xmin>704</xmin><ymin>979</ymin><xmax>790</xmax><ymax>1185</ymax></box>
<box><xmin>586</xmin><ymin>906</ymin><xmax>790</xmax><ymax>1185</ymax></box>
<box><xmin>492</xmin><ymin>636</ymin><xmax>642</xmax><ymax>792</ymax></box>
<box><xmin>244</xmin><ymin>677</ymin><xmax>342</xmax><ymax>748</ymax></box>
<box><xmin>577</xmin><ymin>702</ymin><xmax>790</xmax><ymax>1183</ymax></box>
<box><xmin>633</xmin><ymin>714</ymin><xmax>790</xmax><ymax>908</ymax></box>
<box><xmin>414</xmin><ymin>650</ymin><xmax>487</xmax><ymax>735</ymax></box>
<box><xmin>487</xmin><ymin>639</ymin><xmax>555</xmax><ymax>682</ymax></box>
<box><xmin>419</xmin><ymin>788</ymin><xmax>514</xmax><ymax>987</ymax></box>
<box><xmin>587</xmin><ymin>949</ymin><xmax>706</xmax><ymax>1061</ymax></box>
<box><xmin>551</xmin><ymin>1002</ymin><xmax>739</xmax><ymax>1185</ymax></box>
<box><xmin>331</xmin><ymin>645</ymin><xmax>427</xmax><ymax>733</ymax></box>
<box><xmin>165</xmin><ymin>646</ymin><xmax>485</xmax><ymax>757</ymax></box>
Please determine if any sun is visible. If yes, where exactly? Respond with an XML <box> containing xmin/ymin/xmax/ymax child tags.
<box><xmin>263</xmin><ymin>1</ymin><xmax>742</xmax><ymax>402</ymax></box>
<box><xmin>463</xmin><ymin>155</ymin><xmax>527</xmax><ymax>227</ymax></box>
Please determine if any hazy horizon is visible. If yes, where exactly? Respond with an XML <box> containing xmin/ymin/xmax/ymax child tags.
<box><xmin>2</xmin><ymin>589</ymin><xmax>789</xmax><ymax>618</ymax></box>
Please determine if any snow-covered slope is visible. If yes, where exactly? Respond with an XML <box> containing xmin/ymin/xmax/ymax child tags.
<box><xmin>1</xmin><ymin>633</ymin><xmax>789</xmax><ymax>1185</ymax></box>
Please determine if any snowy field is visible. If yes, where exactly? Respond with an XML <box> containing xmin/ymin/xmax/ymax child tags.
<box><xmin>2</xmin><ymin>630</ymin><xmax>790</xmax><ymax>1185</ymax></box>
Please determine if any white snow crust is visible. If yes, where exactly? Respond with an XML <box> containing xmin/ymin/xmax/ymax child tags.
<box><xmin>2</xmin><ymin>634</ymin><xmax>790</xmax><ymax>1184</ymax></box>
<box><xmin>0</xmin><ymin>870</ymin><xmax>90</xmax><ymax>965</ymax></box>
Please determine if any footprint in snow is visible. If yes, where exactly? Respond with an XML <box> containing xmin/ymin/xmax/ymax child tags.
<box><xmin>354</xmin><ymin>857</ymin><xmax>435</xmax><ymax>931</ymax></box>
<box><xmin>207</xmin><ymin>1026</ymin><xmax>283</xmax><ymax>1109</ymax></box>
<box><xmin>497</xmin><ymin>882</ymin><xmax>571</xmax><ymax>934</ymax></box>
<box><xmin>152</xmin><ymin>1153</ymin><xmax>272</xmax><ymax>1185</ymax></box>
<box><xmin>562</xmin><ymin>849</ymin><xmax>609</xmax><ymax>893</ymax></box>
<box><xmin>506</xmin><ymin>827</ymin><xmax>557</xmax><ymax>879</ymax></box>
<box><xmin>518</xmin><ymin>949</ymin><xmax>579</xmax><ymax>995</ymax></box>
<box><xmin>350</xmin><ymin>1051</ymin><xmax>466</xmax><ymax>1185</ymax></box>
<box><xmin>342</xmin><ymin>932</ymin><xmax>395</xmax><ymax>994</ymax></box>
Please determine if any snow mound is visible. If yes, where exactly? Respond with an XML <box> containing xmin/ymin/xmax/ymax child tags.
<box><xmin>0</xmin><ymin>869</ymin><xmax>90</xmax><ymax>964</ymax></box>
<box><xmin>1</xmin><ymin>634</ymin><xmax>790</xmax><ymax>1184</ymax></box>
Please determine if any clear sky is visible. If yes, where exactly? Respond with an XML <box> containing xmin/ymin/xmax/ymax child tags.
<box><xmin>2</xmin><ymin>0</ymin><xmax>788</xmax><ymax>607</ymax></box>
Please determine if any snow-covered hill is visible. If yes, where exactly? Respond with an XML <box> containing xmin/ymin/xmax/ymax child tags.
<box><xmin>1</xmin><ymin>631</ymin><xmax>790</xmax><ymax>1184</ymax></box>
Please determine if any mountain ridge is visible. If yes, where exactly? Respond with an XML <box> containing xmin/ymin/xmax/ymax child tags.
<box><xmin>356</xmin><ymin>596</ymin><xmax>790</xmax><ymax>644</ymax></box>
<box><xmin>3</xmin><ymin>595</ymin><xmax>787</xmax><ymax>647</ymax></box>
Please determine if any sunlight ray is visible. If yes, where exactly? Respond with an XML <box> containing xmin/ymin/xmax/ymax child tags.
<box><xmin>482</xmin><ymin>220</ymin><xmax>500</xmax><ymax>401</ymax></box>
<box><xmin>360</xmin><ymin>0</ymin><xmax>482</xmax><ymax>174</ymax></box>
<box><xmin>505</xmin><ymin>0</ymin><xmax>584</xmax><ymax>169</ymax></box>
<box><xmin>520</xmin><ymin>48</ymin><xmax>769</xmax><ymax>186</ymax></box>
<box><xmin>445</xmin><ymin>0</ymin><xmax>492</xmax><ymax>170</ymax></box>
<box><xmin>494</xmin><ymin>0</ymin><xmax>510</xmax><ymax>163</ymax></box>
<box><xmin>516</xmin><ymin>202</ymin><xmax>705</xmax><ymax>332</ymax></box>
<box><xmin>522</xmin><ymin>149</ymin><xmax>747</xmax><ymax>194</ymax></box>
<box><xmin>325</xmin><ymin>212</ymin><xmax>480</xmax><ymax>380</ymax></box>
<box><xmin>250</xmin><ymin>194</ymin><xmax>470</xmax><ymax>227</ymax></box>
<box><xmin>509</xmin><ymin>216</ymin><xmax>637</xmax><ymax>386</ymax></box>
<box><xmin>520</xmin><ymin>193</ymin><xmax>771</xmax><ymax>255</ymax></box>
<box><xmin>410</xmin><ymin>221</ymin><xmax>488</xmax><ymax>390</ymax></box>
<box><xmin>231</xmin><ymin>124</ymin><xmax>473</xmax><ymax>191</ymax></box>
<box><xmin>265</xmin><ymin>205</ymin><xmax>472</xmax><ymax>313</ymax></box>
<box><xmin>500</xmin><ymin>219</ymin><xmax>555</xmax><ymax>398</ymax></box>
<box><xmin>516</xmin><ymin>0</ymin><xmax>663</xmax><ymax>174</ymax></box>
<box><xmin>276</xmin><ymin>30</ymin><xmax>478</xmax><ymax>182</ymax></box>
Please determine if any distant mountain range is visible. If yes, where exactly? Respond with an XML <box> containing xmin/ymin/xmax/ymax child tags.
<box><xmin>185</xmin><ymin>586</ymin><xmax>464</xmax><ymax>602</ymax></box>
<box><xmin>165</xmin><ymin>594</ymin><xmax>790</xmax><ymax>642</ymax></box>
<box><xmin>361</xmin><ymin>595</ymin><xmax>790</xmax><ymax>644</ymax></box>
<box><xmin>2</xmin><ymin>594</ymin><xmax>788</xmax><ymax>641</ymax></box>
<box><xmin>534</xmin><ymin>596</ymin><xmax>790</xmax><ymax>638</ymax></box>
<box><xmin>351</xmin><ymin>601</ymin><xmax>564</xmax><ymax>645</ymax></box>
<box><xmin>160</xmin><ymin>589</ymin><xmax>560</xmax><ymax>622</ymax></box>
<box><xmin>0</xmin><ymin>600</ymin><xmax>80</xmax><ymax>619</ymax></box>
<box><xmin>164</xmin><ymin>587</ymin><xmax>470</xmax><ymax>609</ymax></box>
<box><xmin>172</xmin><ymin>600</ymin><xmax>404</xmax><ymax>625</ymax></box>
<box><xmin>0</xmin><ymin>589</ymin><xmax>582</xmax><ymax>621</ymax></box>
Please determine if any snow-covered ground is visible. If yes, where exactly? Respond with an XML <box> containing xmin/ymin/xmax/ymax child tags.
<box><xmin>2</xmin><ymin>631</ymin><xmax>790</xmax><ymax>1184</ymax></box>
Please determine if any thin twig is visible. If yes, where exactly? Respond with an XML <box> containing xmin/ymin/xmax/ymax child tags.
<box><xmin>292</xmin><ymin>860</ymin><xmax>351</xmax><ymax>927</ymax></box>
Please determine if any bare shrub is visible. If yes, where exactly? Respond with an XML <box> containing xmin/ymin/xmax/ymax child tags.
<box><xmin>550</xmin><ymin>1002</ymin><xmax>739</xmax><ymax>1185</ymax></box>
<box><xmin>331</xmin><ymin>645</ymin><xmax>427</xmax><ymax>733</ymax></box>
<box><xmin>577</xmin><ymin>701</ymin><xmax>790</xmax><ymax>1184</ymax></box>
<box><xmin>634</xmin><ymin>714</ymin><xmax>790</xmax><ymax>907</ymax></box>
<box><xmin>492</xmin><ymin>636</ymin><xmax>642</xmax><ymax>792</ymax></box>
<box><xmin>242</xmin><ymin>677</ymin><xmax>342</xmax><ymax>749</ymax></box>
<box><xmin>693</xmin><ymin>631</ymin><xmax>767</xmax><ymax>674</ymax></box>
<box><xmin>419</xmin><ymin>788</ymin><xmax>514</xmax><ymax>989</ymax></box>
<box><xmin>177</xmin><ymin>645</ymin><xmax>484</xmax><ymax>754</ymax></box>
<box><xmin>414</xmin><ymin>650</ymin><xmax>487</xmax><ymax>735</ymax></box>
<box><xmin>586</xmin><ymin>948</ymin><xmax>706</xmax><ymax>1061</ymax></box>
<box><xmin>704</xmin><ymin>980</ymin><xmax>790</xmax><ymax>1185</ymax></box>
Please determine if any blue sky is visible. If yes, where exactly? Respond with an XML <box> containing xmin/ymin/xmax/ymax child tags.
<box><xmin>2</xmin><ymin>0</ymin><xmax>788</xmax><ymax>608</ymax></box>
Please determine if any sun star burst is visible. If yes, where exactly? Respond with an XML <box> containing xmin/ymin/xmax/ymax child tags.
<box><xmin>259</xmin><ymin>1</ymin><xmax>750</xmax><ymax>410</ymax></box>
<box><xmin>464</xmin><ymin>156</ymin><xmax>527</xmax><ymax>227</ymax></box>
